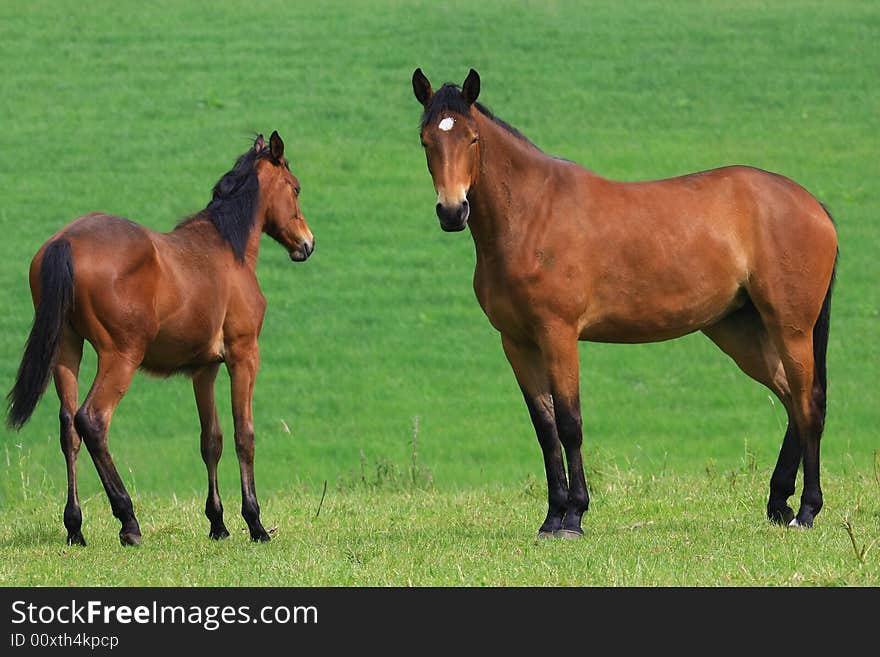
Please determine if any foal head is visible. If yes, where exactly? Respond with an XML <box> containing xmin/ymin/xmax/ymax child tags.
<box><xmin>255</xmin><ymin>131</ymin><xmax>315</xmax><ymax>261</ymax></box>
<box><xmin>412</xmin><ymin>68</ymin><xmax>482</xmax><ymax>232</ymax></box>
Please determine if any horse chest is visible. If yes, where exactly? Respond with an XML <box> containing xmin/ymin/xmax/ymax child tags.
<box><xmin>473</xmin><ymin>263</ymin><xmax>542</xmax><ymax>338</ymax></box>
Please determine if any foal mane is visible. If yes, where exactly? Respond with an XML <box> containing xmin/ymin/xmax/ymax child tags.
<box><xmin>177</xmin><ymin>144</ymin><xmax>271</xmax><ymax>262</ymax></box>
<box><xmin>420</xmin><ymin>83</ymin><xmax>538</xmax><ymax>149</ymax></box>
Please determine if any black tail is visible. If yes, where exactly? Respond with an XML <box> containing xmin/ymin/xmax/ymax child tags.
<box><xmin>813</xmin><ymin>204</ymin><xmax>838</xmax><ymax>421</ymax></box>
<box><xmin>6</xmin><ymin>240</ymin><xmax>75</xmax><ymax>430</ymax></box>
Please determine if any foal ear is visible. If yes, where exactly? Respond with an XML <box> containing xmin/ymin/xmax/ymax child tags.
<box><xmin>253</xmin><ymin>133</ymin><xmax>266</xmax><ymax>153</ymax></box>
<box><xmin>412</xmin><ymin>68</ymin><xmax>433</xmax><ymax>107</ymax></box>
<box><xmin>269</xmin><ymin>130</ymin><xmax>285</xmax><ymax>161</ymax></box>
<box><xmin>462</xmin><ymin>68</ymin><xmax>480</xmax><ymax>105</ymax></box>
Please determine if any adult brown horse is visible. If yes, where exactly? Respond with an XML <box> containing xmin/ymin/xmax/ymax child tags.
<box><xmin>412</xmin><ymin>68</ymin><xmax>838</xmax><ymax>538</ymax></box>
<box><xmin>7</xmin><ymin>131</ymin><xmax>314</xmax><ymax>546</ymax></box>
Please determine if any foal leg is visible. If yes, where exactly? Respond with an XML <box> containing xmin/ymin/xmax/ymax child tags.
<box><xmin>193</xmin><ymin>364</ymin><xmax>229</xmax><ymax>540</ymax></box>
<box><xmin>226</xmin><ymin>341</ymin><xmax>270</xmax><ymax>542</ymax></box>
<box><xmin>54</xmin><ymin>329</ymin><xmax>85</xmax><ymax>545</ymax></box>
<box><xmin>74</xmin><ymin>351</ymin><xmax>142</xmax><ymax>546</ymax></box>
<box><xmin>702</xmin><ymin>306</ymin><xmax>797</xmax><ymax>524</ymax></box>
<box><xmin>502</xmin><ymin>336</ymin><xmax>567</xmax><ymax>537</ymax></box>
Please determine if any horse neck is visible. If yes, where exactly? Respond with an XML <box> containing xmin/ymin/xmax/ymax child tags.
<box><xmin>467</xmin><ymin>112</ymin><xmax>549</xmax><ymax>259</ymax></box>
<box><xmin>241</xmin><ymin>203</ymin><xmax>268</xmax><ymax>269</ymax></box>
<box><xmin>170</xmin><ymin>204</ymin><xmax>266</xmax><ymax>270</ymax></box>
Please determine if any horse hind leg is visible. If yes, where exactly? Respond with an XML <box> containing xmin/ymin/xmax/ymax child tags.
<box><xmin>75</xmin><ymin>350</ymin><xmax>143</xmax><ymax>546</ymax></box>
<box><xmin>54</xmin><ymin>328</ymin><xmax>86</xmax><ymax>545</ymax></box>
<box><xmin>701</xmin><ymin>304</ymin><xmax>801</xmax><ymax>524</ymax></box>
<box><xmin>769</xmin><ymin>331</ymin><xmax>826</xmax><ymax>527</ymax></box>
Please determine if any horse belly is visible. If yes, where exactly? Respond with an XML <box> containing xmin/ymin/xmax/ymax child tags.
<box><xmin>580</xmin><ymin>272</ymin><xmax>747</xmax><ymax>344</ymax></box>
<box><xmin>140</xmin><ymin>321</ymin><xmax>225</xmax><ymax>376</ymax></box>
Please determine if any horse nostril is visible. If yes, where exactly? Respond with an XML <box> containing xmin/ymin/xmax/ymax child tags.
<box><xmin>435</xmin><ymin>203</ymin><xmax>444</xmax><ymax>220</ymax></box>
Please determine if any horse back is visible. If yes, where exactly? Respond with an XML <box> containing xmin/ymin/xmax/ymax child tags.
<box><xmin>30</xmin><ymin>212</ymin><xmax>244</xmax><ymax>373</ymax></box>
<box><xmin>543</xmin><ymin>165</ymin><xmax>835</xmax><ymax>342</ymax></box>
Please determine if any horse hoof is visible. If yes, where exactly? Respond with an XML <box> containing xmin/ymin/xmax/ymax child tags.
<box><xmin>789</xmin><ymin>515</ymin><xmax>813</xmax><ymax>529</ymax></box>
<box><xmin>536</xmin><ymin>530</ymin><xmax>556</xmax><ymax>540</ymax></box>
<box><xmin>67</xmin><ymin>533</ymin><xmax>86</xmax><ymax>547</ymax></box>
<box><xmin>209</xmin><ymin>528</ymin><xmax>230</xmax><ymax>540</ymax></box>
<box><xmin>768</xmin><ymin>507</ymin><xmax>795</xmax><ymax>525</ymax></box>
<box><xmin>554</xmin><ymin>528</ymin><xmax>584</xmax><ymax>540</ymax></box>
<box><xmin>120</xmin><ymin>532</ymin><xmax>142</xmax><ymax>546</ymax></box>
<box><xmin>250</xmin><ymin>532</ymin><xmax>271</xmax><ymax>543</ymax></box>
<box><xmin>788</xmin><ymin>518</ymin><xmax>811</xmax><ymax>529</ymax></box>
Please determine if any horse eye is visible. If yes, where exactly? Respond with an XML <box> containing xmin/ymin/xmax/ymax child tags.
<box><xmin>471</xmin><ymin>136</ymin><xmax>479</xmax><ymax>145</ymax></box>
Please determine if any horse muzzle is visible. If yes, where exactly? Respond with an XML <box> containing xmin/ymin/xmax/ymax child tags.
<box><xmin>290</xmin><ymin>238</ymin><xmax>315</xmax><ymax>262</ymax></box>
<box><xmin>436</xmin><ymin>199</ymin><xmax>470</xmax><ymax>232</ymax></box>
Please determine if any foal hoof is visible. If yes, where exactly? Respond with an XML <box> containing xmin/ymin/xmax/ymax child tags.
<box><xmin>554</xmin><ymin>528</ymin><xmax>584</xmax><ymax>540</ymax></box>
<box><xmin>536</xmin><ymin>530</ymin><xmax>557</xmax><ymax>540</ymax></box>
<box><xmin>66</xmin><ymin>533</ymin><xmax>86</xmax><ymax>547</ymax></box>
<box><xmin>120</xmin><ymin>532</ymin><xmax>142</xmax><ymax>547</ymax></box>
<box><xmin>788</xmin><ymin>516</ymin><xmax>813</xmax><ymax>529</ymax></box>
<box><xmin>250</xmin><ymin>531</ymin><xmax>271</xmax><ymax>543</ymax></box>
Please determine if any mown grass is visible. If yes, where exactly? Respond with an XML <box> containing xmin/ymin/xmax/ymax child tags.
<box><xmin>0</xmin><ymin>1</ymin><xmax>878</xmax><ymax>586</ymax></box>
<box><xmin>2</xmin><ymin>458</ymin><xmax>878</xmax><ymax>586</ymax></box>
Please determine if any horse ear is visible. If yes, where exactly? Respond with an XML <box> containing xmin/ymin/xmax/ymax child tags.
<box><xmin>269</xmin><ymin>130</ymin><xmax>284</xmax><ymax>161</ymax></box>
<box><xmin>412</xmin><ymin>68</ymin><xmax>433</xmax><ymax>107</ymax></box>
<box><xmin>254</xmin><ymin>134</ymin><xmax>266</xmax><ymax>153</ymax></box>
<box><xmin>462</xmin><ymin>68</ymin><xmax>480</xmax><ymax>105</ymax></box>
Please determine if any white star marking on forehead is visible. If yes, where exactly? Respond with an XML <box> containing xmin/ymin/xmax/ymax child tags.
<box><xmin>439</xmin><ymin>117</ymin><xmax>455</xmax><ymax>131</ymax></box>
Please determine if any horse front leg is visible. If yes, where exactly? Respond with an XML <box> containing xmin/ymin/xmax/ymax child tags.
<box><xmin>226</xmin><ymin>341</ymin><xmax>270</xmax><ymax>542</ymax></box>
<box><xmin>539</xmin><ymin>328</ymin><xmax>588</xmax><ymax>538</ymax></box>
<box><xmin>502</xmin><ymin>335</ymin><xmax>568</xmax><ymax>538</ymax></box>
<box><xmin>193</xmin><ymin>364</ymin><xmax>229</xmax><ymax>540</ymax></box>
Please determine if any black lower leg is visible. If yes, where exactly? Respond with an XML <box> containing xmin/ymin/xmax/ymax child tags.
<box><xmin>111</xmin><ymin>491</ymin><xmax>141</xmax><ymax>545</ymax></box>
<box><xmin>241</xmin><ymin>491</ymin><xmax>268</xmax><ymax>542</ymax></box>
<box><xmin>795</xmin><ymin>389</ymin><xmax>826</xmax><ymax>527</ymax></box>
<box><xmin>63</xmin><ymin>497</ymin><xmax>85</xmax><ymax>546</ymax></box>
<box><xmin>524</xmin><ymin>397</ymin><xmax>567</xmax><ymax>534</ymax></box>
<box><xmin>201</xmin><ymin>435</ymin><xmax>229</xmax><ymax>540</ymax></box>
<box><xmin>767</xmin><ymin>422</ymin><xmax>800</xmax><ymax>524</ymax></box>
<box><xmin>796</xmin><ymin>434</ymin><xmax>823</xmax><ymax>527</ymax></box>
<box><xmin>75</xmin><ymin>409</ymin><xmax>141</xmax><ymax>546</ymax></box>
<box><xmin>235</xmin><ymin>432</ymin><xmax>269</xmax><ymax>542</ymax></box>
<box><xmin>63</xmin><ymin>499</ymin><xmax>85</xmax><ymax>546</ymax></box>
<box><xmin>206</xmin><ymin>496</ymin><xmax>229</xmax><ymax>540</ymax></box>
<box><xmin>556</xmin><ymin>400</ymin><xmax>589</xmax><ymax>534</ymax></box>
<box><xmin>60</xmin><ymin>409</ymin><xmax>85</xmax><ymax>546</ymax></box>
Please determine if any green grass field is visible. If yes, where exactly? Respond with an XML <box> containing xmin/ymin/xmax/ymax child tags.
<box><xmin>0</xmin><ymin>1</ymin><xmax>877</xmax><ymax>586</ymax></box>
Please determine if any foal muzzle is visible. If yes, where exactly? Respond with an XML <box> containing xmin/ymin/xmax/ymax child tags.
<box><xmin>290</xmin><ymin>238</ymin><xmax>315</xmax><ymax>262</ymax></box>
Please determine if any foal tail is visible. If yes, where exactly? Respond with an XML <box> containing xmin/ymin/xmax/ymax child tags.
<box><xmin>6</xmin><ymin>239</ymin><xmax>75</xmax><ymax>430</ymax></box>
<box><xmin>813</xmin><ymin>204</ymin><xmax>838</xmax><ymax>422</ymax></box>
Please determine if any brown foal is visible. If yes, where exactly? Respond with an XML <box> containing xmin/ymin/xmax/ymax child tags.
<box><xmin>413</xmin><ymin>68</ymin><xmax>838</xmax><ymax>537</ymax></box>
<box><xmin>7</xmin><ymin>131</ymin><xmax>314</xmax><ymax>546</ymax></box>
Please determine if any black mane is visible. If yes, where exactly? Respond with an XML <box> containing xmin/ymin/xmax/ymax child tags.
<box><xmin>178</xmin><ymin>145</ymin><xmax>269</xmax><ymax>261</ymax></box>
<box><xmin>420</xmin><ymin>83</ymin><xmax>537</xmax><ymax>148</ymax></box>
